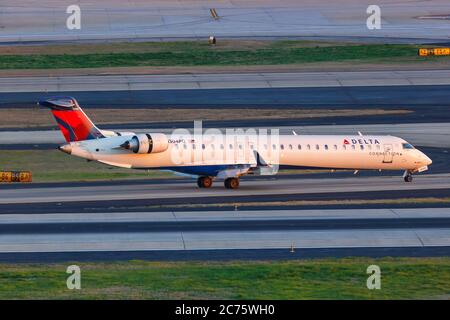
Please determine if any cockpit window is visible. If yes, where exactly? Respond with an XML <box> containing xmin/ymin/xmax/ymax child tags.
<box><xmin>402</xmin><ymin>143</ymin><xmax>415</xmax><ymax>149</ymax></box>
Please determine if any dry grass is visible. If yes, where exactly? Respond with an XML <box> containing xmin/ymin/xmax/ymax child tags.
<box><xmin>123</xmin><ymin>197</ymin><xmax>450</xmax><ymax>211</ymax></box>
<box><xmin>0</xmin><ymin>108</ymin><xmax>411</xmax><ymax>128</ymax></box>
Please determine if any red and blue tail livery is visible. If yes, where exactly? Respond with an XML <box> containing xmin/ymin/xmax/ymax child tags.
<box><xmin>39</xmin><ymin>97</ymin><xmax>104</xmax><ymax>142</ymax></box>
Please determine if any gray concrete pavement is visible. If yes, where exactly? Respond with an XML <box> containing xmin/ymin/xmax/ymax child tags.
<box><xmin>3</xmin><ymin>70</ymin><xmax>450</xmax><ymax>93</ymax></box>
<box><xmin>1</xmin><ymin>173</ymin><xmax>449</xmax><ymax>205</ymax></box>
<box><xmin>0</xmin><ymin>229</ymin><xmax>447</xmax><ymax>253</ymax></box>
<box><xmin>1</xmin><ymin>0</ymin><xmax>450</xmax><ymax>43</ymax></box>
<box><xmin>1</xmin><ymin>208</ymin><xmax>449</xmax><ymax>224</ymax></box>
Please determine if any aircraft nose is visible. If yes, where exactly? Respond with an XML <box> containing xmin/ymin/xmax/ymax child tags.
<box><xmin>58</xmin><ymin>144</ymin><xmax>72</xmax><ymax>155</ymax></box>
<box><xmin>420</xmin><ymin>152</ymin><xmax>432</xmax><ymax>166</ymax></box>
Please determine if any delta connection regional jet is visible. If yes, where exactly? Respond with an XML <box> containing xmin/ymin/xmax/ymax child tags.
<box><xmin>39</xmin><ymin>97</ymin><xmax>432</xmax><ymax>189</ymax></box>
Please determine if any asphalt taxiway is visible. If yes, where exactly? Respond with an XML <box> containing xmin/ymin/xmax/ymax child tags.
<box><xmin>3</xmin><ymin>85</ymin><xmax>450</xmax><ymax>108</ymax></box>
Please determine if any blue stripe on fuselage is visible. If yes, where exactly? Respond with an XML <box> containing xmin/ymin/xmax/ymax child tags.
<box><xmin>135</xmin><ymin>164</ymin><xmax>250</xmax><ymax>177</ymax></box>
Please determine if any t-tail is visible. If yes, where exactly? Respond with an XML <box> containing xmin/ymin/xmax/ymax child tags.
<box><xmin>39</xmin><ymin>97</ymin><xmax>104</xmax><ymax>142</ymax></box>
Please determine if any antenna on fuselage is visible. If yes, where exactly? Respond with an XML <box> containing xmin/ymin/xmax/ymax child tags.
<box><xmin>358</xmin><ymin>131</ymin><xmax>363</xmax><ymax>136</ymax></box>
<box><xmin>292</xmin><ymin>130</ymin><xmax>298</xmax><ymax>136</ymax></box>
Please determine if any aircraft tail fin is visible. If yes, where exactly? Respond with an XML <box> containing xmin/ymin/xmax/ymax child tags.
<box><xmin>39</xmin><ymin>97</ymin><xmax>104</xmax><ymax>143</ymax></box>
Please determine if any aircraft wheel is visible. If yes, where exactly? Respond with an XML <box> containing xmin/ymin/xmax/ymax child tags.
<box><xmin>197</xmin><ymin>176</ymin><xmax>213</xmax><ymax>188</ymax></box>
<box><xmin>224</xmin><ymin>177</ymin><xmax>240</xmax><ymax>189</ymax></box>
<box><xmin>404</xmin><ymin>174</ymin><xmax>413</xmax><ymax>183</ymax></box>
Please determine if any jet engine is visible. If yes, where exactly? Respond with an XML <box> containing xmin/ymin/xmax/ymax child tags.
<box><xmin>120</xmin><ymin>133</ymin><xmax>169</xmax><ymax>154</ymax></box>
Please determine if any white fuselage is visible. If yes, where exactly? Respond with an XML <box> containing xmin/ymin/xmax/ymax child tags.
<box><xmin>67</xmin><ymin>134</ymin><xmax>432</xmax><ymax>175</ymax></box>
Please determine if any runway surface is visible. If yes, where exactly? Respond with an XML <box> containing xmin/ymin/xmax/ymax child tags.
<box><xmin>1</xmin><ymin>173</ymin><xmax>450</xmax><ymax>216</ymax></box>
<box><xmin>0</xmin><ymin>208</ymin><xmax>448</xmax><ymax>262</ymax></box>
<box><xmin>2</xmin><ymin>174</ymin><xmax>450</xmax><ymax>205</ymax></box>
<box><xmin>3</xmin><ymin>70</ymin><xmax>450</xmax><ymax>93</ymax></box>
<box><xmin>1</xmin><ymin>0</ymin><xmax>449</xmax><ymax>43</ymax></box>
<box><xmin>3</xmin><ymin>85</ymin><xmax>450</xmax><ymax>108</ymax></box>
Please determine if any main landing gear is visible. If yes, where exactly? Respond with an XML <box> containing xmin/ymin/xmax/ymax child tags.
<box><xmin>197</xmin><ymin>176</ymin><xmax>213</xmax><ymax>188</ymax></box>
<box><xmin>403</xmin><ymin>170</ymin><xmax>413</xmax><ymax>183</ymax></box>
<box><xmin>224</xmin><ymin>177</ymin><xmax>240</xmax><ymax>189</ymax></box>
<box><xmin>197</xmin><ymin>176</ymin><xmax>240</xmax><ymax>189</ymax></box>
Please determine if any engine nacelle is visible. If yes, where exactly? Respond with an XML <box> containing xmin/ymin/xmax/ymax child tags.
<box><xmin>121</xmin><ymin>133</ymin><xmax>169</xmax><ymax>154</ymax></box>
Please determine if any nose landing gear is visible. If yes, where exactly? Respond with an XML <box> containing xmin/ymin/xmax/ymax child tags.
<box><xmin>403</xmin><ymin>170</ymin><xmax>413</xmax><ymax>182</ymax></box>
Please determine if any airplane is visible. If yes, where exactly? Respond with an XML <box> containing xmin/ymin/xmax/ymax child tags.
<box><xmin>39</xmin><ymin>97</ymin><xmax>432</xmax><ymax>189</ymax></box>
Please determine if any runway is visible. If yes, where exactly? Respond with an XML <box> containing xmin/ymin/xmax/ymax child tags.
<box><xmin>3</xmin><ymin>85</ymin><xmax>450</xmax><ymax>109</ymax></box>
<box><xmin>0</xmin><ymin>208</ymin><xmax>449</xmax><ymax>262</ymax></box>
<box><xmin>1</xmin><ymin>0</ymin><xmax>449</xmax><ymax>43</ymax></box>
<box><xmin>2</xmin><ymin>174</ymin><xmax>450</xmax><ymax>205</ymax></box>
<box><xmin>1</xmin><ymin>173</ymin><xmax>450</xmax><ymax>216</ymax></box>
<box><xmin>3</xmin><ymin>70</ymin><xmax>450</xmax><ymax>93</ymax></box>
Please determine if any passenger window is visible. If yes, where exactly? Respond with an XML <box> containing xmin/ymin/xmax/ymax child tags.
<box><xmin>289</xmin><ymin>144</ymin><xmax>293</xmax><ymax>150</ymax></box>
<box><xmin>202</xmin><ymin>144</ymin><xmax>206</xmax><ymax>150</ymax></box>
<box><xmin>360</xmin><ymin>145</ymin><xmax>364</xmax><ymax>150</ymax></box>
<box><xmin>280</xmin><ymin>144</ymin><xmax>284</xmax><ymax>150</ymax></box>
<box><xmin>351</xmin><ymin>145</ymin><xmax>355</xmax><ymax>150</ymax></box>
<box><xmin>183</xmin><ymin>144</ymin><xmax>187</xmax><ymax>150</ymax></box>
<box><xmin>334</xmin><ymin>145</ymin><xmax>337</xmax><ymax>150</ymax></box>
<box><xmin>229</xmin><ymin>144</ymin><xmax>233</xmax><ymax>149</ymax></box>
<box><xmin>316</xmin><ymin>144</ymin><xmax>320</xmax><ymax>150</ymax></box>
<box><xmin>324</xmin><ymin>145</ymin><xmax>328</xmax><ymax>150</ymax></box>
<box><xmin>376</xmin><ymin>145</ymin><xmax>381</xmax><ymax>150</ymax></box>
<box><xmin>272</xmin><ymin>144</ymin><xmax>276</xmax><ymax>150</ymax></box>
<box><xmin>343</xmin><ymin>145</ymin><xmax>346</xmax><ymax>150</ymax></box>
<box><xmin>298</xmin><ymin>144</ymin><xmax>302</xmax><ymax>150</ymax></box>
<box><xmin>307</xmin><ymin>144</ymin><xmax>311</xmax><ymax>150</ymax></box>
<box><xmin>220</xmin><ymin>144</ymin><xmax>224</xmax><ymax>150</ymax></box>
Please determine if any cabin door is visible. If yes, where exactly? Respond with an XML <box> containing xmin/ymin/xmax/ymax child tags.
<box><xmin>383</xmin><ymin>144</ymin><xmax>394</xmax><ymax>163</ymax></box>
